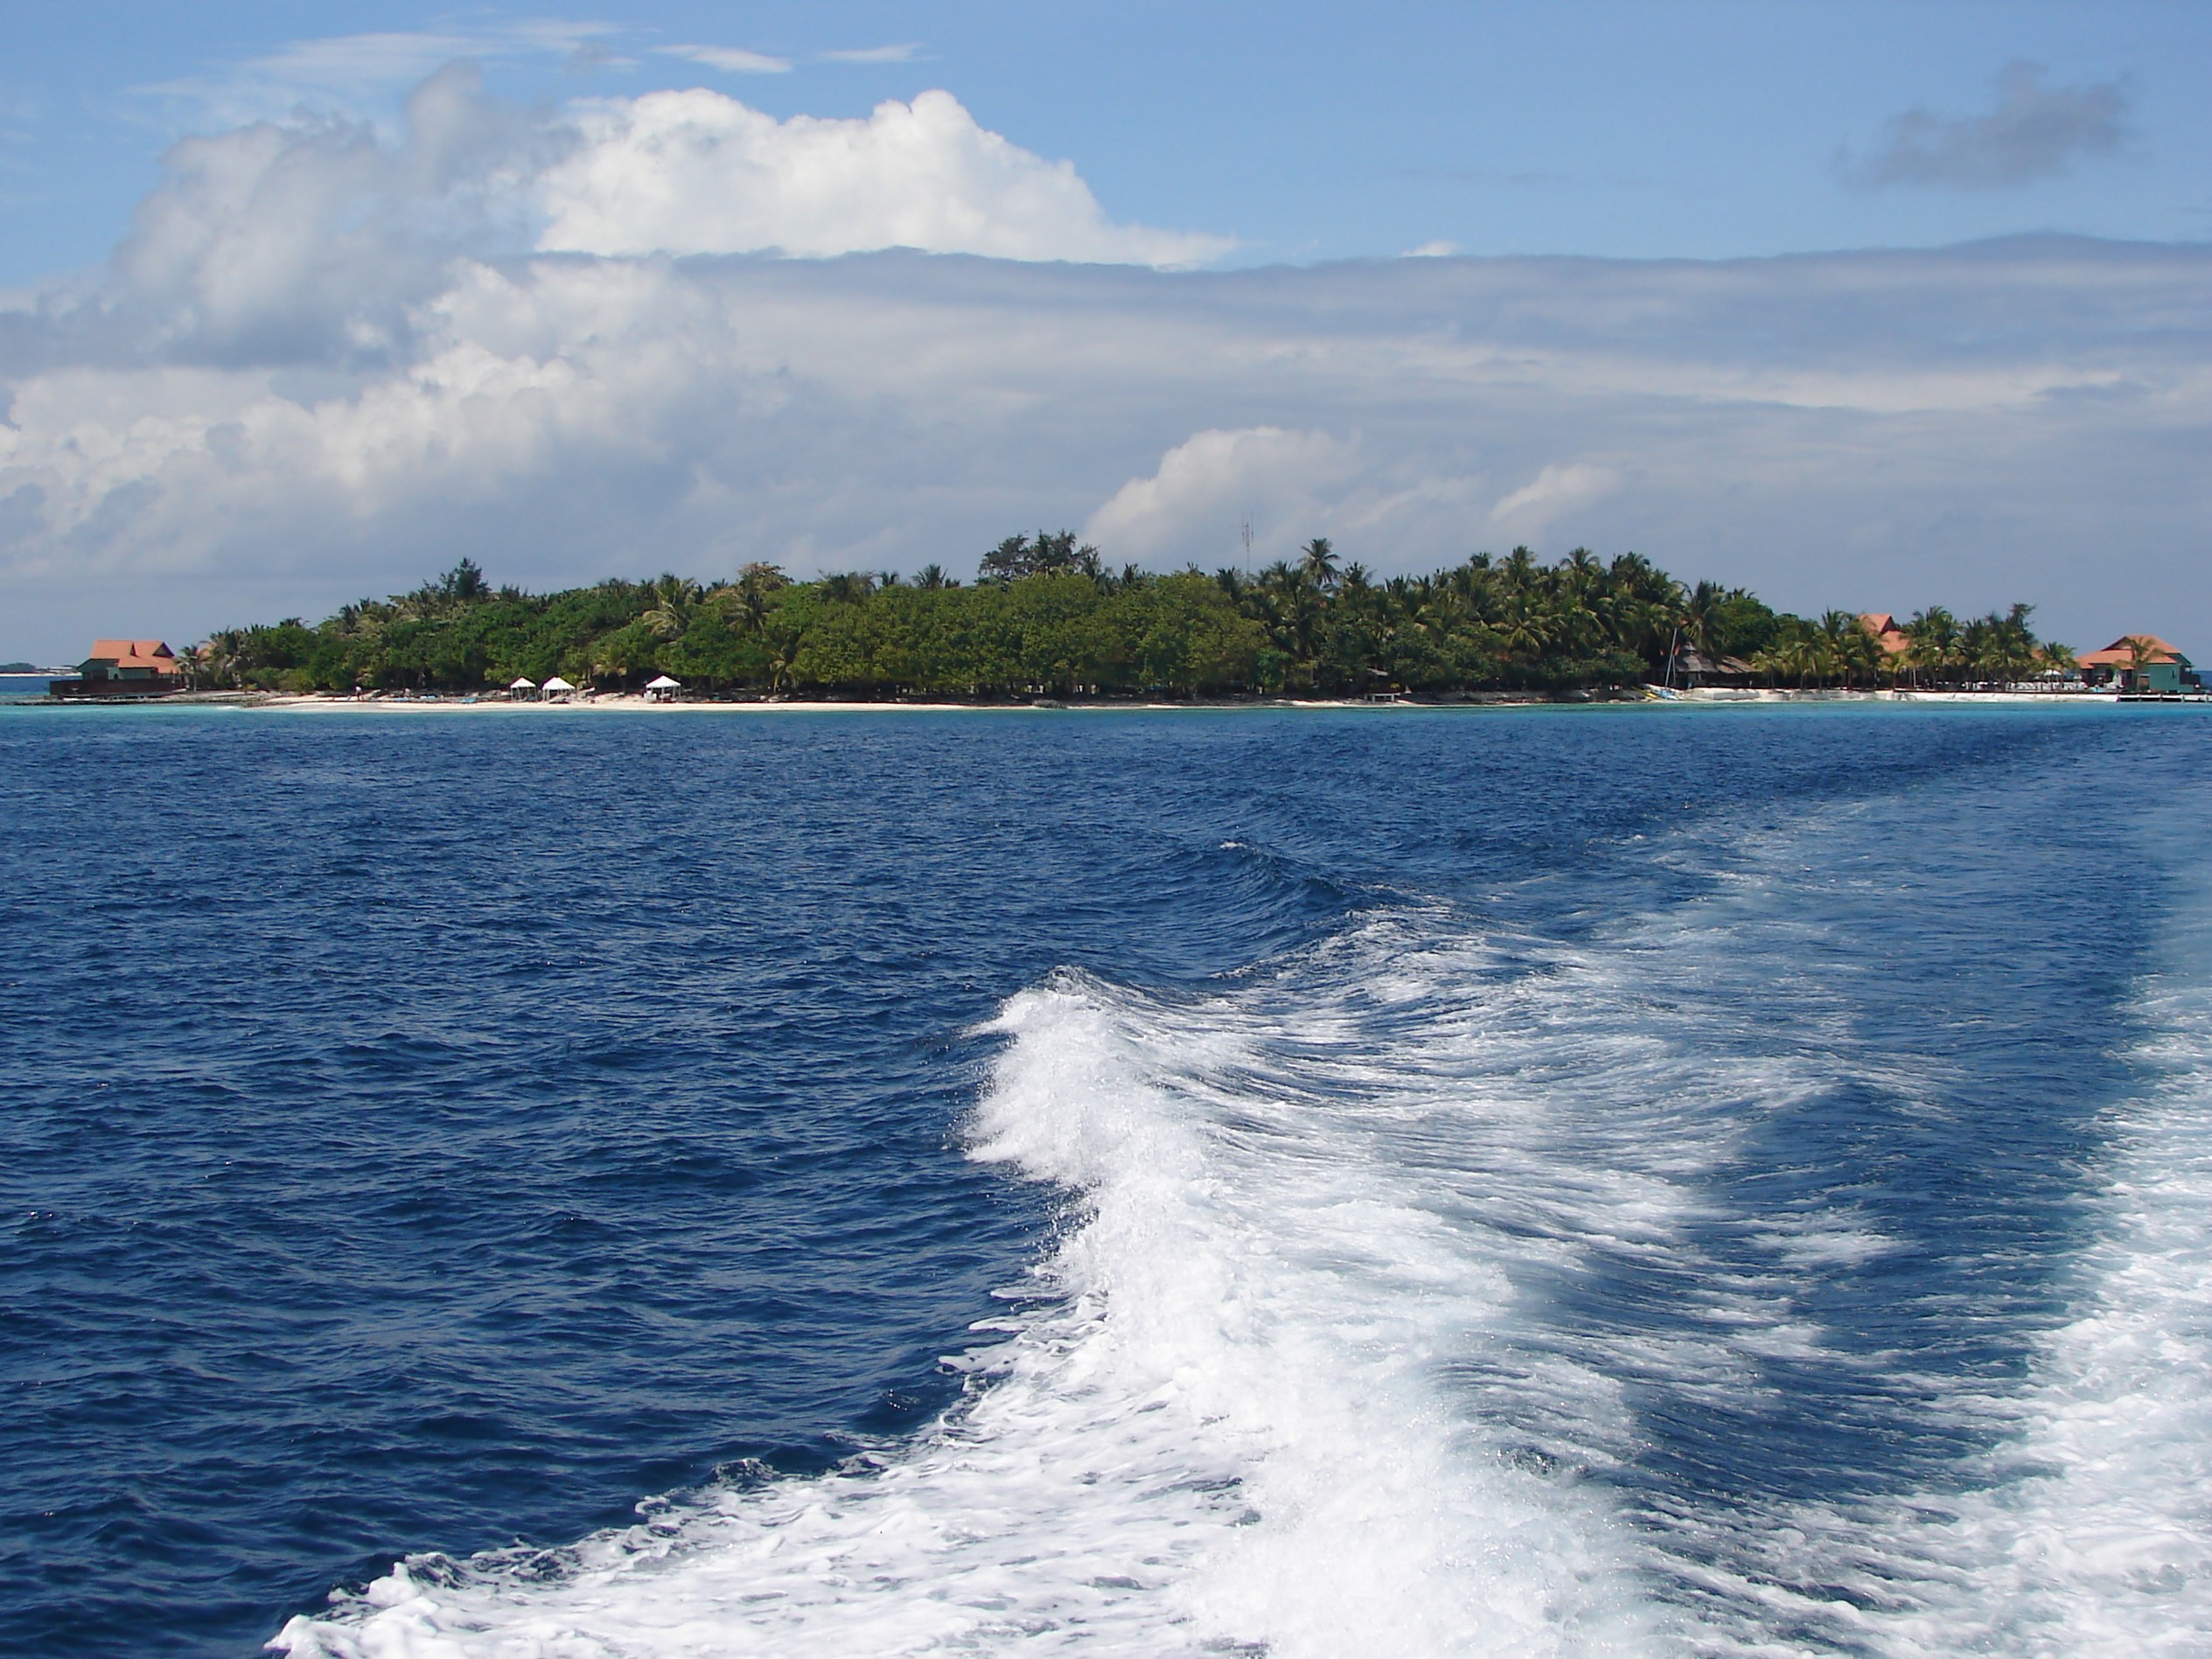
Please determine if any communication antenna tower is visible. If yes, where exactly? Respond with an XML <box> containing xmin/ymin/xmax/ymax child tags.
<box><xmin>1241</xmin><ymin>514</ymin><xmax>1253</xmax><ymax>575</ymax></box>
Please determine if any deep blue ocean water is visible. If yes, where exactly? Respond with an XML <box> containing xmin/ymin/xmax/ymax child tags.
<box><xmin>5</xmin><ymin>703</ymin><xmax>2210</xmax><ymax>1656</ymax></box>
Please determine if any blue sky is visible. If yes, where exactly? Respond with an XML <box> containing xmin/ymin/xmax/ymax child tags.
<box><xmin>1</xmin><ymin>3</ymin><xmax>2208</xmax><ymax>659</ymax></box>
<box><xmin>8</xmin><ymin>0</ymin><xmax>2207</xmax><ymax>281</ymax></box>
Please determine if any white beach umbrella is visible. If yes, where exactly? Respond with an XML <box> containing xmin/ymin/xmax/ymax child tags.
<box><xmin>645</xmin><ymin>674</ymin><xmax>681</xmax><ymax>690</ymax></box>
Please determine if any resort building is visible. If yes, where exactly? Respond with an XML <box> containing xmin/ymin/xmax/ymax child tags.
<box><xmin>47</xmin><ymin>639</ymin><xmax>185</xmax><ymax>698</ymax></box>
<box><xmin>1667</xmin><ymin>646</ymin><xmax>1755</xmax><ymax>687</ymax></box>
<box><xmin>1858</xmin><ymin>614</ymin><xmax>1913</xmax><ymax>662</ymax></box>
<box><xmin>2075</xmin><ymin>636</ymin><xmax>2198</xmax><ymax>694</ymax></box>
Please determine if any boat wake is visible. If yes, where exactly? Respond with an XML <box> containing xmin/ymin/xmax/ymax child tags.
<box><xmin>276</xmin><ymin>811</ymin><xmax>2212</xmax><ymax>1657</ymax></box>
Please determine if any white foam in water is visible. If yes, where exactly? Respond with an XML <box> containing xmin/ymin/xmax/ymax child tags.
<box><xmin>274</xmin><ymin>901</ymin><xmax>1808</xmax><ymax>1659</ymax></box>
<box><xmin>275</xmin><ymin>816</ymin><xmax>2212</xmax><ymax>1657</ymax></box>
<box><xmin>1577</xmin><ymin>849</ymin><xmax>2212</xmax><ymax>1656</ymax></box>
<box><xmin>1772</xmin><ymin>935</ymin><xmax>2212</xmax><ymax>1658</ymax></box>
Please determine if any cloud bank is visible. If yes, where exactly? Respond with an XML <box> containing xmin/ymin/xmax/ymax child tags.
<box><xmin>2</xmin><ymin>72</ymin><xmax>2209</xmax><ymax>658</ymax></box>
<box><xmin>1848</xmin><ymin>61</ymin><xmax>2129</xmax><ymax>191</ymax></box>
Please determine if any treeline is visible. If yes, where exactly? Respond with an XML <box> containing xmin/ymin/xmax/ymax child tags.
<box><xmin>183</xmin><ymin>537</ymin><xmax>2062</xmax><ymax>698</ymax></box>
<box><xmin>1750</xmin><ymin>603</ymin><xmax>2072</xmax><ymax>690</ymax></box>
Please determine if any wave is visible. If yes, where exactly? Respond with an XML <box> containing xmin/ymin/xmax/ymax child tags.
<box><xmin>1700</xmin><ymin>882</ymin><xmax>2212</xmax><ymax>1657</ymax></box>
<box><xmin>273</xmin><ymin>920</ymin><xmax>1657</xmax><ymax>1655</ymax></box>
<box><xmin>273</xmin><ymin>804</ymin><xmax>2212</xmax><ymax>1656</ymax></box>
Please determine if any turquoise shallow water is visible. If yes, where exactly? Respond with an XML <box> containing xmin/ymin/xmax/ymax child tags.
<box><xmin>3</xmin><ymin>703</ymin><xmax>2209</xmax><ymax>1656</ymax></box>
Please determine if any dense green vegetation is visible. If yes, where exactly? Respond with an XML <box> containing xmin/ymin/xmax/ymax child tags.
<box><xmin>185</xmin><ymin>538</ymin><xmax>2064</xmax><ymax>698</ymax></box>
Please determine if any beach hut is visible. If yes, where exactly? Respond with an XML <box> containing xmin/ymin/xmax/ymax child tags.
<box><xmin>508</xmin><ymin>676</ymin><xmax>537</xmax><ymax>701</ymax></box>
<box><xmin>1666</xmin><ymin>647</ymin><xmax>1756</xmax><ymax>689</ymax></box>
<box><xmin>48</xmin><ymin>639</ymin><xmax>185</xmax><ymax>698</ymax></box>
<box><xmin>644</xmin><ymin>673</ymin><xmax>682</xmax><ymax>703</ymax></box>
<box><xmin>540</xmin><ymin>674</ymin><xmax>577</xmax><ymax>703</ymax></box>
<box><xmin>2076</xmin><ymin>636</ymin><xmax>2196</xmax><ymax>694</ymax></box>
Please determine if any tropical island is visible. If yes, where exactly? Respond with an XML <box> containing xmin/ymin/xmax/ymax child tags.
<box><xmin>156</xmin><ymin>537</ymin><xmax>2079</xmax><ymax>701</ymax></box>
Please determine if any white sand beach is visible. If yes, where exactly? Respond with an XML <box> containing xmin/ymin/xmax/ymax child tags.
<box><xmin>214</xmin><ymin>687</ymin><xmax>2150</xmax><ymax>714</ymax></box>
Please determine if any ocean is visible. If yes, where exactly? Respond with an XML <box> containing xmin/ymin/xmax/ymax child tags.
<box><xmin>3</xmin><ymin>702</ymin><xmax>2208</xmax><ymax>1656</ymax></box>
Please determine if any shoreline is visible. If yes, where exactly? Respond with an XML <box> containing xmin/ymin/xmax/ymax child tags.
<box><xmin>17</xmin><ymin>687</ymin><xmax>2174</xmax><ymax>714</ymax></box>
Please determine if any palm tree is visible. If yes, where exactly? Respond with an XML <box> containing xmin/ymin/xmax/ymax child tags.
<box><xmin>1837</xmin><ymin>615</ymin><xmax>1884</xmax><ymax>688</ymax></box>
<box><xmin>1818</xmin><ymin>611</ymin><xmax>1869</xmax><ymax>688</ymax></box>
<box><xmin>642</xmin><ymin>575</ymin><xmax>700</xmax><ymax>642</ymax></box>
<box><xmin>1274</xmin><ymin>571</ymin><xmax>1325</xmax><ymax>669</ymax></box>
<box><xmin>1299</xmin><ymin>537</ymin><xmax>1339</xmax><ymax>589</ymax></box>
<box><xmin>206</xmin><ymin>628</ymin><xmax>247</xmax><ymax>688</ymax></box>
<box><xmin>764</xmin><ymin>619</ymin><xmax>806</xmax><ymax>691</ymax></box>
<box><xmin>1678</xmin><ymin>580</ymin><xmax>1727</xmax><ymax>661</ymax></box>
<box><xmin>1608</xmin><ymin>550</ymin><xmax>1664</xmax><ymax>596</ymax></box>
<box><xmin>2124</xmin><ymin>634</ymin><xmax>2165</xmax><ymax>693</ymax></box>
<box><xmin>1903</xmin><ymin>606</ymin><xmax>1958</xmax><ymax>690</ymax></box>
<box><xmin>1445</xmin><ymin>559</ymin><xmax>1495</xmax><ymax>623</ymax></box>
<box><xmin>1958</xmin><ymin>616</ymin><xmax>1995</xmax><ymax>688</ymax></box>
<box><xmin>1553</xmin><ymin>592</ymin><xmax>1603</xmax><ymax>657</ymax></box>
<box><xmin>915</xmin><ymin>564</ymin><xmax>954</xmax><ymax>591</ymax></box>
<box><xmin>174</xmin><ymin>645</ymin><xmax>207</xmax><ymax>689</ymax></box>
<box><xmin>709</xmin><ymin>581</ymin><xmax>771</xmax><ymax>637</ymax></box>
<box><xmin>1749</xmin><ymin>633</ymin><xmax>1822</xmax><ymax>689</ymax></box>
<box><xmin>1496</xmin><ymin>596</ymin><xmax>1553</xmax><ymax>660</ymax></box>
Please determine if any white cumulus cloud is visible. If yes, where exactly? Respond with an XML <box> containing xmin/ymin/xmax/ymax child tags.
<box><xmin>1089</xmin><ymin>429</ymin><xmax>1505</xmax><ymax>571</ymax></box>
<box><xmin>105</xmin><ymin>64</ymin><xmax>548</xmax><ymax>364</ymax></box>
<box><xmin>1085</xmin><ymin>429</ymin><xmax>1357</xmax><ymax>563</ymax></box>
<box><xmin>1490</xmin><ymin>463</ymin><xmax>1621</xmax><ymax>532</ymax></box>
<box><xmin>535</xmin><ymin>88</ymin><xmax>1232</xmax><ymax>266</ymax></box>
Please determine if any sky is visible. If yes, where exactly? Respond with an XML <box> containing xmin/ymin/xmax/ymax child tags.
<box><xmin>2</xmin><ymin>2</ymin><xmax>2209</xmax><ymax>660</ymax></box>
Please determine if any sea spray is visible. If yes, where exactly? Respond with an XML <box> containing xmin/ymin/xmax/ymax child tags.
<box><xmin>967</xmin><ymin>973</ymin><xmax>1655</xmax><ymax>1655</ymax></box>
